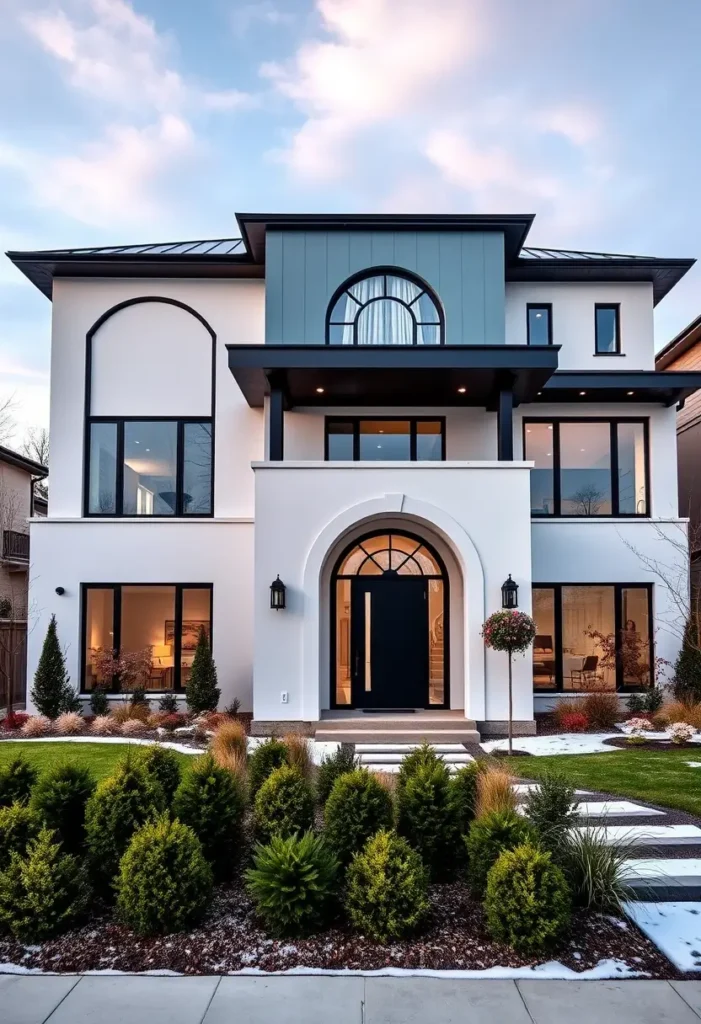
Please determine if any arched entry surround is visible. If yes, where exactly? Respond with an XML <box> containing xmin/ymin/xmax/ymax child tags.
<box><xmin>301</xmin><ymin>494</ymin><xmax>486</xmax><ymax>722</ymax></box>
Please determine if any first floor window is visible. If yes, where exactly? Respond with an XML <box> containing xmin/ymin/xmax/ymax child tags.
<box><xmin>326</xmin><ymin>418</ymin><xmax>444</xmax><ymax>461</ymax></box>
<box><xmin>86</xmin><ymin>419</ymin><xmax>213</xmax><ymax>517</ymax></box>
<box><xmin>532</xmin><ymin>583</ymin><xmax>652</xmax><ymax>692</ymax></box>
<box><xmin>82</xmin><ymin>583</ymin><xmax>212</xmax><ymax>692</ymax></box>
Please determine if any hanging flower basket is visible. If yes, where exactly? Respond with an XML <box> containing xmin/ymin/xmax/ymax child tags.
<box><xmin>482</xmin><ymin>610</ymin><xmax>536</xmax><ymax>653</ymax></box>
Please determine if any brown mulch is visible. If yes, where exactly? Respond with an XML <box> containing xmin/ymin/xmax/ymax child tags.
<box><xmin>0</xmin><ymin>713</ymin><xmax>253</xmax><ymax>746</ymax></box>
<box><xmin>0</xmin><ymin>881</ymin><xmax>677</xmax><ymax>977</ymax></box>
<box><xmin>603</xmin><ymin>737</ymin><xmax>701</xmax><ymax>751</ymax></box>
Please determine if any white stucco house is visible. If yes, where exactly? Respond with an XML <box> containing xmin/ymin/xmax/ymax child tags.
<box><xmin>8</xmin><ymin>212</ymin><xmax>701</xmax><ymax>739</ymax></box>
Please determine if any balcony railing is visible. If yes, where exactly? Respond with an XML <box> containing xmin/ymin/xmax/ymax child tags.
<box><xmin>2</xmin><ymin>530</ymin><xmax>29</xmax><ymax>562</ymax></box>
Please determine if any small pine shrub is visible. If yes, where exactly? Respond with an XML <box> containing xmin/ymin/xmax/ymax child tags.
<box><xmin>485</xmin><ymin>843</ymin><xmax>572</xmax><ymax>954</ymax></box>
<box><xmin>450</xmin><ymin>763</ymin><xmax>481</xmax><ymax>837</ymax></box>
<box><xmin>116</xmin><ymin>815</ymin><xmax>213</xmax><ymax>935</ymax></box>
<box><xmin>246</xmin><ymin>831</ymin><xmax>339</xmax><ymax>937</ymax></box>
<box><xmin>55</xmin><ymin>711</ymin><xmax>85</xmax><ymax>736</ymax></box>
<box><xmin>90</xmin><ymin>687</ymin><xmax>110</xmax><ymax>717</ymax></box>
<box><xmin>346</xmin><ymin>830</ymin><xmax>429</xmax><ymax>943</ymax></box>
<box><xmin>316</xmin><ymin>746</ymin><xmax>358</xmax><ymax>805</ymax></box>
<box><xmin>628</xmin><ymin>687</ymin><xmax>665</xmax><ymax>716</ymax></box>
<box><xmin>465</xmin><ymin>809</ymin><xmax>538</xmax><ymax>896</ymax></box>
<box><xmin>85</xmin><ymin>756</ymin><xmax>165</xmax><ymax>889</ymax></box>
<box><xmin>21</xmin><ymin>715</ymin><xmax>53</xmax><ymax>737</ymax></box>
<box><xmin>396</xmin><ymin>760</ymin><xmax>459</xmax><ymax>880</ymax></box>
<box><xmin>30</xmin><ymin>615</ymin><xmax>73</xmax><ymax>720</ymax></box>
<box><xmin>130</xmin><ymin>687</ymin><xmax>148</xmax><ymax>708</ymax></box>
<box><xmin>225</xmin><ymin>697</ymin><xmax>241</xmax><ymax>716</ymax></box>
<box><xmin>158</xmin><ymin>693</ymin><xmax>179</xmax><ymax>713</ymax></box>
<box><xmin>31</xmin><ymin>763</ymin><xmax>96</xmax><ymax>854</ymax></box>
<box><xmin>248</xmin><ymin>739</ymin><xmax>289</xmax><ymax>798</ymax></box>
<box><xmin>475</xmin><ymin>765</ymin><xmax>517</xmax><ymax>819</ymax></box>
<box><xmin>582</xmin><ymin>692</ymin><xmax>619</xmax><ymax>730</ymax></box>
<box><xmin>524</xmin><ymin>770</ymin><xmax>578</xmax><ymax>857</ymax></box>
<box><xmin>172</xmin><ymin>754</ymin><xmax>245</xmax><ymax>879</ymax></box>
<box><xmin>0</xmin><ymin>803</ymin><xmax>41</xmax><ymax>862</ymax></box>
<box><xmin>185</xmin><ymin>627</ymin><xmax>220</xmax><ymax>714</ymax></box>
<box><xmin>674</xmin><ymin>617</ymin><xmax>701</xmax><ymax>703</ymax></box>
<box><xmin>60</xmin><ymin>689</ymin><xmax>83</xmax><ymax>715</ymax></box>
<box><xmin>397</xmin><ymin>743</ymin><xmax>440</xmax><ymax>791</ymax></box>
<box><xmin>136</xmin><ymin>745</ymin><xmax>182</xmax><ymax>804</ymax></box>
<box><xmin>0</xmin><ymin>755</ymin><xmax>37</xmax><ymax>808</ymax></box>
<box><xmin>253</xmin><ymin>765</ymin><xmax>315</xmax><ymax>844</ymax></box>
<box><xmin>0</xmin><ymin>827</ymin><xmax>91</xmax><ymax>941</ymax></box>
<box><xmin>324</xmin><ymin>769</ymin><xmax>394</xmax><ymax>866</ymax></box>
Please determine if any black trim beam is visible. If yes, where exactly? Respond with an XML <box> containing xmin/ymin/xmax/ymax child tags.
<box><xmin>540</xmin><ymin>370</ymin><xmax>701</xmax><ymax>405</ymax></box>
<box><xmin>268</xmin><ymin>373</ymin><xmax>285</xmax><ymax>461</ymax></box>
<box><xmin>497</xmin><ymin>387</ymin><xmax>514</xmax><ymax>461</ymax></box>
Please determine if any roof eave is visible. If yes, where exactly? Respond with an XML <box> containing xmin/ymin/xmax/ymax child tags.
<box><xmin>0</xmin><ymin>444</ymin><xmax>48</xmax><ymax>477</ymax></box>
<box><xmin>656</xmin><ymin>313</ymin><xmax>701</xmax><ymax>369</ymax></box>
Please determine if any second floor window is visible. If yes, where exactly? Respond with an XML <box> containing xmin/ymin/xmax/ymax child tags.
<box><xmin>524</xmin><ymin>419</ymin><xmax>648</xmax><ymax>517</ymax></box>
<box><xmin>595</xmin><ymin>304</ymin><xmax>621</xmax><ymax>354</ymax></box>
<box><xmin>326</xmin><ymin>418</ymin><xmax>444</xmax><ymax>461</ymax></box>
<box><xmin>87</xmin><ymin>419</ymin><xmax>213</xmax><ymax>517</ymax></box>
<box><xmin>326</xmin><ymin>270</ymin><xmax>443</xmax><ymax>346</ymax></box>
<box><xmin>527</xmin><ymin>304</ymin><xmax>552</xmax><ymax>346</ymax></box>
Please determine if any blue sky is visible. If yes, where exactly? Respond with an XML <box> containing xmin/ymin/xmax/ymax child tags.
<box><xmin>1</xmin><ymin>0</ymin><xmax>700</xmax><ymax>439</ymax></box>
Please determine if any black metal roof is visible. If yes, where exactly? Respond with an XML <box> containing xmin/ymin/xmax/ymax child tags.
<box><xmin>0</xmin><ymin>444</ymin><xmax>48</xmax><ymax>477</ymax></box>
<box><xmin>21</xmin><ymin>237</ymin><xmax>247</xmax><ymax>257</ymax></box>
<box><xmin>520</xmin><ymin>246</ymin><xmax>658</xmax><ymax>261</ymax></box>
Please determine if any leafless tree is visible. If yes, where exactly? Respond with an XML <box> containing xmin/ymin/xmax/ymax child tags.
<box><xmin>0</xmin><ymin>394</ymin><xmax>17</xmax><ymax>446</ymax></box>
<box><xmin>21</xmin><ymin>426</ymin><xmax>49</xmax><ymax>500</ymax></box>
<box><xmin>569</xmin><ymin>485</ymin><xmax>605</xmax><ymax>516</ymax></box>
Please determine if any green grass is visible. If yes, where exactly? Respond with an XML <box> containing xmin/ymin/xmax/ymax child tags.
<box><xmin>508</xmin><ymin>748</ymin><xmax>701</xmax><ymax>817</ymax></box>
<box><xmin>0</xmin><ymin>741</ymin><xmax>193</xmax><ymax>783</ymax></box>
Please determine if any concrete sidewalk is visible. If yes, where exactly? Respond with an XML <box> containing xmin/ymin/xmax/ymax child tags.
<box><xmin>4</xmin><ymin>974</ymin><xmax>701</xmax><ymax>1023</ymax></box>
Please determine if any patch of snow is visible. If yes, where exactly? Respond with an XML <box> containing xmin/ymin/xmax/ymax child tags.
<box><xmin>686</xmin><ymin>762</ymin><xmax>701</xmax><ymax>768</ymax></box>
<box><xmin>482</xmin><ymin>733</ymin><xmax>621</xmax><ymax>756</ymax></box>
<box><xmin>0</xmin><ymin>737</ymin><xmax>201</xmax><ymax>755</ymax></box>
<box><xmin>312</xmin><ymin>741</ymin><xmax>341</xmax><ymax>765</ymax></box>
<box><xmin>226</xmin><ymin>958</ymin><xmax>644</xmax><ymax>980</ymax></box>
<box><xmin>625</xmin><ymin>902</ymin><xmax>701</xmax><ymax>973</ymax></box>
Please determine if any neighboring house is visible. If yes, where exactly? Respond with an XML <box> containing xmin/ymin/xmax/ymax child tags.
<box><xmin>656</xmin><ymin>315</ymin><xmax>701</xmax><ymax>558</ymax></box>
<box><xmin>0</xmin><ymin>444</ymin><xmax>47</xmax><ymax>619</ymax></box>
<box><xmin>7</xmin><ymin>213</ymin><xmax>701</xmax><ymax>738</ymax></box>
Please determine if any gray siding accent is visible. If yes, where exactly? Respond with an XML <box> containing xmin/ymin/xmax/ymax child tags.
<box><xmin>265</xmin><ymin>229</ymin><xmax>505</xmax><ymax>345</ymax></box>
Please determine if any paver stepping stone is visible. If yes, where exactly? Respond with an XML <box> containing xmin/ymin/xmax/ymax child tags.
<box><xmin>574</xmin><ymin>824</ymin><xmax>701</xmax><ymax>846</ymax></box>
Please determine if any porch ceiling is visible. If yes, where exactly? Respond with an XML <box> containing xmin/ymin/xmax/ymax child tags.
<box><xmin>226</xmin><ymin>344</ymin><xmax>560</xmax><ymax>408</ymax></box>
<box><xmin>539</xmin><ymin>370</ymin><xmax>701</xmax><ymax>407</ymax></box>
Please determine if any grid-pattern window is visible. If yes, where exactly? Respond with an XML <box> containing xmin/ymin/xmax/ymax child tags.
<box><xmin>326</xmin><ymin>272</ymin><xmax>443</xmax><ymax>345</ymax></box>
<box><xmin>326</xmin><ymin>418</ymin><xmax>444</xmax><ymax>461</ymax></box>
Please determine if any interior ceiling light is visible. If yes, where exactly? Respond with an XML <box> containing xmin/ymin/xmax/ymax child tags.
<box><xmin>457</xmin><ymin>387</ymin><xmax>467</xmax><ymax>394</ymax></box>
<box><xmin>315</xmin><ymin>387</ymin><xmax>324</xmax><ymax>393</ymax></box>
<box><xmin>627</xmin><ymin>391</ymin><xmax>634</xmax><ymax>396</ymax></box>
<box><xmin>580</xmin><ymin>391</ymin><xmax>587</xmax><ymax>396</ymax></box>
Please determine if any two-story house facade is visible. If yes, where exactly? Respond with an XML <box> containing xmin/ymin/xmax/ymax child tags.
<box><xmin>8</xmin><ymin>213</ymin><xmax>701</xmax><ymax>738</ymax></box>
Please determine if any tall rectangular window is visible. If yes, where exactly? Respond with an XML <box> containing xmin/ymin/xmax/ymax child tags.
<box><xmin>527</xmin><ymin>304</ymin><xmax>552</xmax><ymax>346</ymax></box>
<box><xmin>595</xmin><ymin>304</ymin><xmax>620</xmax><ymax>354</ymax></box>
<box><xmin>86</xmin><ymin>419</ymin><xmax>213</xmax><ymax>517</ymax></box>
<box><xmin>532</xmin><ymin>589</ymin><xmax>556</xmax><ymax>690</ymax></box>
<box><xmin>524</xmin><ymin>420</ymin><xmax>648</xmax><ymax>517</ymax></box>
<box><xmin>82</xmin><ymin>584</ymin><xmax>212</xmax><ymax>693</ymax></box>
<box><xmin>562</xmin><ymin>585</ymin><xmax>616</xmax><ymax>690</ymax></box>
<box><xmin>325</xmin><ymin>419</ymin><xmax>445</xmax><ymax>461</ymax></box>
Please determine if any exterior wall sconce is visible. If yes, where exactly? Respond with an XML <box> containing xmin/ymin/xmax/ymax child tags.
<box><xmin>501</xmin><ymin>575</ymin><xmax>518</xmax><ymax>609</ymax></box>
<box><xmin>270</xmin><ymin>575</ymin><xmax>286</xmax><ymax>610</ymax></box>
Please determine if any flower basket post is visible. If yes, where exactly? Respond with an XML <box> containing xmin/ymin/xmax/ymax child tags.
<box><xmin>481</xmin><ymin>608</ymin><xmax>536</xmax><ymax>755</ymax></box>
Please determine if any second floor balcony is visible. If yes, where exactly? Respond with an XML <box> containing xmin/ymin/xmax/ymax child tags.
<box><xmin>2</xmin><ymin>529</ymin><xmax>29</xmax><ymax>564</ymax></box>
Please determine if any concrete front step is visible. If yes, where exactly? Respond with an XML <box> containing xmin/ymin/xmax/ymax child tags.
<box><xmin>362</xmin><ymin>761</ymin><xmax>471</xmax><ymax>774</ymax></box>
<box><xmin>573</xmin><ymin>824</ymin><xmax>701</xmax><ymax>847</ymax></box>
<box><xmin>623</xmin><ymin>859</ymin><xmax>701</xmax><ymax>900</ymax></box>
<box><xmin>317</xmin><ymin>715</ymin><xmax>478</xmax><ymax>732</ymax></box>
<box><xmin>518</xmin><ymin>800</ymin><xmax>666</xmax><ymax>819</ymax></box>
<box><xmin>358</xmin><ymin>752</ymin><xmax>473</xmax><ymax>765</ymax></box>
<box><xmin>356</xmin><ymin>743</ymin><xmax>468</xmax><ymax>753</ymax></box>
<box><xmin>315</xmin><ymin>728</ymin><xmax>481</xmax><ymax>743</ymax></box>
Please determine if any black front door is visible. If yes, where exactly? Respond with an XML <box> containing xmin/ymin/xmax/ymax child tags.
<box><xmin>350</xmin><ymin>576</ymin><xmax>428</xmax><ymax>709</ymax></box>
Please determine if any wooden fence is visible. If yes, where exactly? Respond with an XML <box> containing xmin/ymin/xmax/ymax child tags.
<box><xmin>0</xmin><ymin>621</ymin><xmax>27</xmax><ymax>711</ymax></box>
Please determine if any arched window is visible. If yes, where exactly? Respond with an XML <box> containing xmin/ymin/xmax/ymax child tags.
<box><xmin>326</xmin><ymin>270</ymin><xmax>443</xmax><ymax>345</ymax></box>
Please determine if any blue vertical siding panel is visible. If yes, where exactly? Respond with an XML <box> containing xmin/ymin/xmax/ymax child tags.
<box><xmin>303</xmin><ymin>233</ymin><xmax>328</xmax><ymax>342</ymax></box>
<box><xmin>393</xmin><ymin>232</ymin><xmax>418</xmax><ymax>275</ymax></box>
<box><xmin>369</xmin><ymin>233</ymin><xmax>395</xmax><ymax>269</ymax></box>
<box><xmin>482</xmin><ymin>232</ymin><xmax>505</xmax><ymax>344</ymax></box>
<box><xmin>415</xmin><ymin>232</ymin><xmax>441</xmax><ymax>298</ymax></box>
<box><xmin>281</xmin><ymin>232</ymin><xmax>306</xmax><ymax>345</ymax></box>
<box><xmin>348</xmin><ymin>233</ymin><xmax>373</xmax><ymax>278</ymax></box>
<box><xmin>265</xmin><ymin>231</ymin><xmax>284</xmax><ymax>344</ymax></box>
<box><xmin>325</xmin><ymin>233</ymin><xmax>351</xmax><ymax>311</ymax></box>
<box><xmin>438</xmin><ymin>233</ymin><xmax>463</xmax><ymax>346</ymax></box>
<box><xmin>462</xmin><ymin>235</ymin><xmax>485</xmax><ymax>346</ymax></box>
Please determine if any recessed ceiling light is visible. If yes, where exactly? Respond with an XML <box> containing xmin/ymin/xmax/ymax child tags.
<box><xmin>315</xmin><ymin>387</ymin><xmax>325</xmax><ymax>393</ymax></box>
<box><xmin>580</xmin><ymin>391</ymin><xmax>586</xmax><ymax>396</ymax></box>
<box><xmin>627</xmin><ymin>391</ymin><xmax>634</xmax><ymax>396</ymax></box>
<box><xmin>377</xmin><ymin>445</ymin><xmax>382</xmax><ymax>449</ymax></box>
<box><xmin>547</xmin><ymin>425</ymin><xmax>553</xmax><ymax>430</ymax></box>
<box><xmin>581</xmin><ymin>448</ymin><xmax>585</xmax><ymax>452</ymax></box>
<box><xmin>134</xmin><ymin>440</ymin><xmax>140</xmax><ymax>444</ymax></box>
<box><xmin>537</xmin><ymin>391</ymin><xmax>542</xmax><ymax>396</ymax></box>
<box><xmin>526</xmin><ymin>428</ymin><xmax>531</xmax><ymax>433</ymax></box>
<box><xmin>535</xmin><ymin>312</ymin><xmax>542</xmax><ymax>318</ymax></box>
<box><xmin>457</xmin><ymin>387</ymin><xmax>467</xmax><ymax>394</ymax></box>
<box><xmin>145</xmin><ymin>449</ymin><xmax>150</xmax><ymax>452</ymax></box>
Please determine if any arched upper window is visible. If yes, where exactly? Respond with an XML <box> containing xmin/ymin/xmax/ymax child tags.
<box><xmin>326</xmin><ymin>270</ymin><xmax>443</xmax><ymax>346</ymax></box>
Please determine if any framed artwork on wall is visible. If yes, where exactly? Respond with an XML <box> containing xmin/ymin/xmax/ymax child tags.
<box><xmin>165</xmin><ymin>619</ymin><xmax>210</xmax><ymax>650</ymax></box>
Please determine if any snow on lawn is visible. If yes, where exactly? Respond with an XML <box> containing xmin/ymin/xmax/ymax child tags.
<box><xmin>481</xmin><ymin>733</ymin><xmax>620</xmax><ymax>756</ymax></box>
<box><xmin>625</xmin><ymin>902</ymin><xmax>701</xmax><ymax>973</ymax></box>
<box><xmin>0</xmin><ymin>736</ymin><xmax>201</xmax><ymax>755</ymax></box>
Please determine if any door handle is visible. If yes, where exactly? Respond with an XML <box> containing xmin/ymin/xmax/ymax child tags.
<box><xmin>354</xmin><ymin>651</ymin><xmax>360</xmax><ymax>679</ymax></box>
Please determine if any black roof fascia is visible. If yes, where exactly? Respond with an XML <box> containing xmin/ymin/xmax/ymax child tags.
<box><xmin>0</xmin><ymin>444</ymin><xmax>48</xmax><ymax>477</ymax></box>
<box><xmin>508</xmin><ymin>257</ymin><xmax>695</xmax><ymax>306</ymax></box>
<box><xmin>235</xmin><ymin>212</ymin><xmax>535</xmax><ymax>264</ymax></box>
<box><xmin>541</xmin><ymin>370</ymin><xmax>701</xmax><ymax>406</ymax></box>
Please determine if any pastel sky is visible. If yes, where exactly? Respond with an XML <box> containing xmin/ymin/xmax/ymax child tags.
<box><xmin>1</xmin><ymin>0</ymin><xmax>700</xmax><ymax>440</ymax></box>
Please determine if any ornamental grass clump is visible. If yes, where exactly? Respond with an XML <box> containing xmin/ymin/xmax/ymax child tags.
<box><xmin>136</xmin><ymin>745</ymin><xmax>182</xmax><ymax>804</ymax></box>
<box><xmin>474</xmin><ymin>764</ymin><xmax>517</xmax><ymax>819</ymax></box>
<box><xmin>210</xmin><ymin>719</ymin><xmax>248</xmax><ymax>779</ymax></box>
<box><xmin>31</xmin><ymin>762</ymin><xmax>96</xmax><ymax>854</ymax></box>
<box><xmin>0</xmin><ymin>803</ymin><xmax>42</xmax><ymax>862</ymax></box>
<box><xmin>246</xmin><ymin>831</ymin><xmax>339</xmax><ymax>937</ymax></box>
<box><xmin>21</xmin><ymin>715</ymin><xmax>52</xmax><ymax>738</ymax></box>
<box><xmin>0</xmin><ymin>827</ymin><xmax>91</xmax><ymax>942</ymax></box>
<box><xmin>90</xmin><ymin>715</ymin><xmax>117</xmax><ymax>736</ymax></box>
<box><xmin>253</xmin><ymin>765</ymin><xmax>315</xmax><ymax>844</ymax></box>
<box><xmin>561</xmin><ymin>824</ymin><xmax>633</xmax><ymax>912</ymax></box>
<box><xmin>55</xmin><ymin>711</ymin><xmax>85</xmax><ymax>736</ymax></box>
<box><xmin>172</xmin><ymin>755</ymin><xmax>245</xmax><ymax>879</ymax></box>
<box><xmin>582</xmin><ymin>691</ymin><xmax>620</xmax><ymax>730</ymax></box>
<box><xmin>324</xmin><ymin>769</ymin><xmax>394</xmax><ymax>866</ymax></box>
<box><xmin>116</xmin><ymin>815</ymin><xmax>213</xmax><ymax>936</ymax></box>
<box><xmin>85</xmin><ymin>756</ymin><xmax>165</xmax><ymax>890</ymax></box>
<box><xmin>248</xmin><ymin>738</ymin><xmax>289</xmax><ymax>797</ymax></box>
<box><xmin>283</xmin><ymin>732</ymin><xmax>314</xmax><ymax>780</ymax></box>
<box><xmin>484</xmin><ymin>843</ymin><xmax>572</xmax><ymax>954</ymax></box>
<box><xmin>120</xmin><ymin>719</ymin><xmax>149</xmax><ymax>737</ymax></box>
<box><xmin>345</xmin><ymin>830</ymin><xmax>429</xmax><ymax>943</ymax></box>
<box><xmin>465</xmin><ymin>809</ymin><xmax>538</xmax><ymax>896</ymax></box>
<box><xmin>316</xmin><ymin>745</ymin><xmax>358</xmax><ymax>805</ymax></box>
<box><xmin>0</xmin><ymin>755</ymin><xmax>37</xmax><ymax>808</ymax></box>
<box><xmin>397</xmin><ymin>760</ymin><xmax>459</xmax><ymax>880</ymax></box>
<box><xmin>523</xmin><ymin>770</ymin><xmax>578</xmax><ymax>858</ymax></box>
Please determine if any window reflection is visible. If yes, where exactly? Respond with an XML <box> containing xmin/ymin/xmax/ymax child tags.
<box><xmin>88</xmin><ymin>423</ymin><xmax>117</xmax><ymax>514</ymax></box>
<box><xmin>123</xmin><ymin>422</ymin><xmax>177</xmax><ymax>516</ymax></box>
<box><xmin>524</xmin><ymin>423</ymin><xmax>554</xmax><ymax>515</ymax></box>
<box><xmin>532</xmin><ymin>589</ymin><xmax>556</xmax><ymax>690</ymax></box>
<box><xmin>617</xmin><ymin>422</ymin><xmax>647</xmax><ymax>515</ymax></box>
<box><xmin>560</xmin><ymin>422</ymin><xmax>612</xmax><ymax>515</ymax></box>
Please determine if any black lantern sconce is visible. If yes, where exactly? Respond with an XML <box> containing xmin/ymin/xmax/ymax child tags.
<box><xmin>501</xmin><ymin>575</ymin><xmax>518</xmax><ymax>609</ymax></box>
<box><xmin>270</xmin><ymin>575</ymin><xmax>286</xmax><ymax>611</ymax></box>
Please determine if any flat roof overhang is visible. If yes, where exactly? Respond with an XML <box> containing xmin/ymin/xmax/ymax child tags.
<box><xmin>540</xmin><ymin>371</ymin><xmax>701</xmax><ymax>407</ymax></box>
<box><xmin>226</xmin><ymin>344</ymin><xmax>560</xmax><ymax>408</ymax></box>
<box><xmin>508</xmin><ymin>258</ymin><xmax>695</xmax><ymax>306</ymax></box>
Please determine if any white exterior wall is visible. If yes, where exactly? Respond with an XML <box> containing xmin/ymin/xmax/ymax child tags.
<box><xmin>505</xmin><ymin>282</ymin><xmax>655</xmax><ymax>370</ymax></box>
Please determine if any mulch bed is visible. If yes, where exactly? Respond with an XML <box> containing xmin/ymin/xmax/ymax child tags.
<box><xmin>0</xmin><ymin>880</ymin><xmax>677</xmax><ymax>977</ymax></box>
<box><xmin>0</xmin><ymin>713</ymin><xmax>253</xmax><ymax>747</ymax></box>
<box><xmin>603</xmin><ymin>738</ymin><xmax>701</xmax><ymax>751</ymax></box>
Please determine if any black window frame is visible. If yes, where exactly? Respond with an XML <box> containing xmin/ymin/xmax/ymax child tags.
<box><xmin>595</xmin><ymin>303</ymin><xmax>622</xmax><ymax>355</ymax></box>
<box><xmin>80</xmin><ymin>582</ymin><xmax>213</xmax><ymax>694</ymax></box>
<box><xmin>84</xmin><ymin>416</ymin><xmax>214</xmax><ymax>518</ymax></box>
<box><xmin>526</xmin><ymin>303</ymin><xmax>553</xmax><ymax>346</ymax></box>
<box><xmin>325</xmin><ymin>267</ymin><xmax>445</xmax><ymax>346</ymax></box>
<box><xmin>523</xmin><ymin>417</ymin><xmax>650</xmax><ymax>518</ymax></box>
<box><xmin>324</xmin><ymin>416</ymin><xmax>446</xmax><ymax>461</ymax></box>
<box><xmin>532</xmin><ymin>582</ymin><xmax>653</xmax><ymax>693</ymax></box>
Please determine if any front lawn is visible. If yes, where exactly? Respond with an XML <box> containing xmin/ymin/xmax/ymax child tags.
<box><xmin>0</xmin><ymin>740</ymin><xmax>192</xmax><ymax>781</ymax></box>
<box><xmin>508</xmin><ymin>748</ymin><xmax>701</xmax><ymax>817</ymax></box>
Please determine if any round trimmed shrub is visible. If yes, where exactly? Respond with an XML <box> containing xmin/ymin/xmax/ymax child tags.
<box><xmin>465</xmin><ymin>809</ymin><xmax>538</xmax><ymax>896</ymax></box>
<box><xmin>397</xmin><ymin>743</ymin><xmax>440</xmax><ymax>791</ymax></box>
<box><xmin>248</xmin><ymin>739</ymin><xmax>289</xmax><ymax>798</ymax></box>
<box><xmin>31</xmin><ymin>762</ymin><xmax>96</xmax><ymax>854</ymax></box>
<box><xmin>246</xmin><ymin>831</ymin><xmax>339</xmax><ymax>937</ymax></box>
<box><xmin>172</xmin><ymin>754</ymin><xmax>245</xmax><ymax>879</ymax></box>
<box><xmin>0</xmin><ymin>803</ymin><xmax>42</xmax><ymax>862</ymax></box>
<box><xmin>0</xmin><ymin>827</ymin><xmax>91</xmax><ymax>941</ymax></box>
<box><xmin>85</xmin><ymin>756</ymin><xmax>166</xmax><ymax>890</ymax></box>
<box><xmin>324</xmin><ymin>769</ymin><xmax>394</xmax><ymax>866</ymax></box>
<box><xmin>136</xmin><ymin>745</ymin><xmax>182</xmax><ymax>804</ymax></box>
<box><xmin>0</xmin><ymin>755</ymin><xmax>37</xmax><ymax>809</ymax></box>
<box><xmin>346</xmin><ymin>830</ymin><xmax>429</xmax><ymax>943</ymax></box>
<box><xmin>397</xmin><ymin>760</ymin><xmax>459</xmax><ymax>880</ymax></box>
<box><xmin>315</xmin><ymin>746</ymin><xmax>358</xmax><ymax>805</ymax></box>
<box><xmin>116</xmin><ymin>815</ymin><xmax>213</xmax><ymax>935</ymax></box>
<box><xmin>450</xmin><ymin>762</ymin><xmax>481</xmax><ymax>837</ymax></box>
<box><xmin>253</xmin><ymin>765</ymin><xmax>314</xmax><ymax>844</ymax></box>
<box><xmin>485</xmin><ymin>843</ymin><xmax>572</xmax><ymax>953</ymax></box>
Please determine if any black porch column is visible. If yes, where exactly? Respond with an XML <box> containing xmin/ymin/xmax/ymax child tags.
<box><xmin>268</xmin><ymin>372</ymin><xmax>285</xmax><ymax>461</ymax></box>
<box><xmin>497</xmin><ymin>386</ymin><xmax>514</xmax><ymax>461</ymax></box>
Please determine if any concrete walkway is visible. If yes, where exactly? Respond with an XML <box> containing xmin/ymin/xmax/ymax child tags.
<box><xmin>5</xmin><ymin>975</ymin><xmax>701</xmax><ymax>1023</ymax></box>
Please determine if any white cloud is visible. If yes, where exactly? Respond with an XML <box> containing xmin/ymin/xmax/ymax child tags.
<box><xmin>231</xmin><ymin>2</ymin><xmax>295</xmax><ymax>35</ymax></box>
<box><xmin>533</xmin><ymin>104</ymin><xmax>601</xmax><ymax>147</ymax></box>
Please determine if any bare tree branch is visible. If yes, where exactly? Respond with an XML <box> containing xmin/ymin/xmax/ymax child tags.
<box><xmin>21</xmin><ymin>426</ymin><xmax>49</xmax><ymax>500</ymax></box>
<box><xmin>0</xmin><ymin>394</ymin><xmax>18</xmax><ymax>446</ymax></box>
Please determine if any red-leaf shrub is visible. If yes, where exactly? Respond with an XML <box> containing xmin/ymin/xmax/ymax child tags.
<box><xmin>559</xmin><ymin>712</ymin><xmax>589</xmax><ymax>733</ymax></box>
<box><xmin>159</xmin><ymin>713</ymin><xmax>188</xmax><ymax>733</ymax></box>
<box><xmin>1</xmin><ymin>712</ymin><xmax>30</xmax><ymax>732</ymax></box>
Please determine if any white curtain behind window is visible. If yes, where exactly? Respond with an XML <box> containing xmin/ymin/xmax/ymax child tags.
<box><xmin>336</xmin><ymin>274</ymin><xmax>439</xmax><ymax>345</ymax></box>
